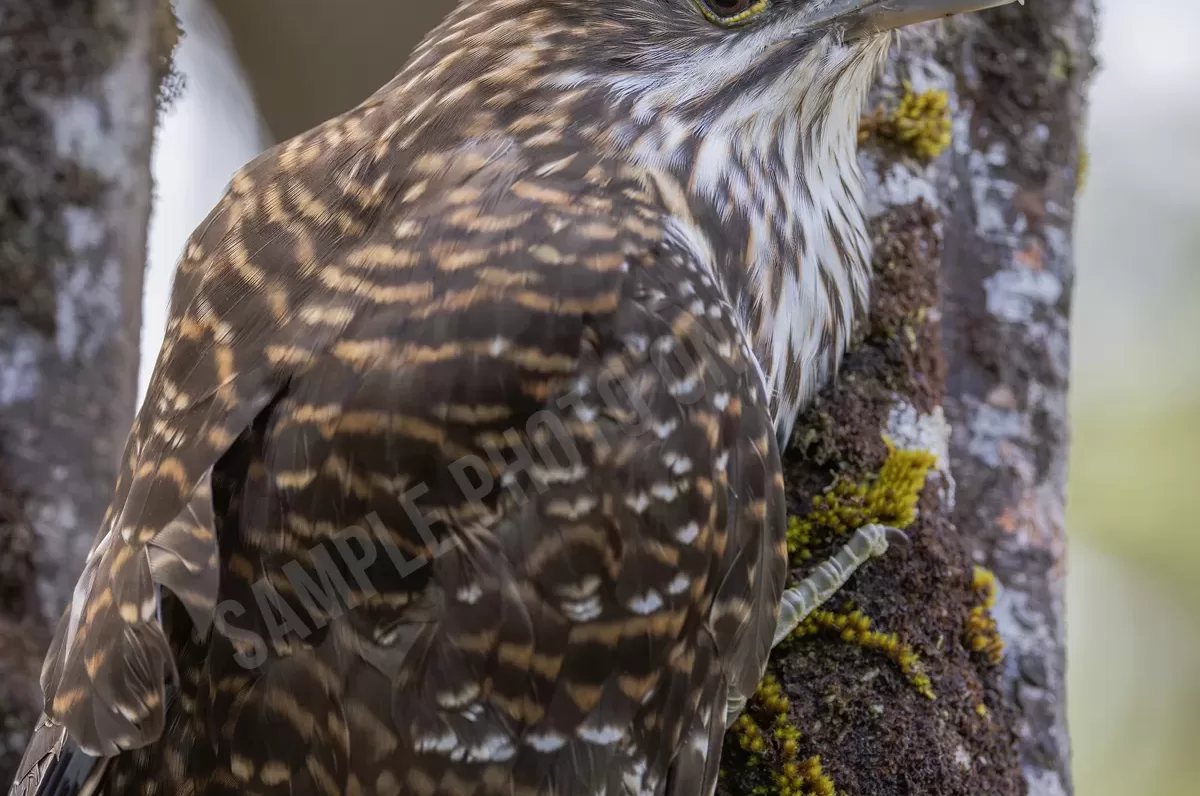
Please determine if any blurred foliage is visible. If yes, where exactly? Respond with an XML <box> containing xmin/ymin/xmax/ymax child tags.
<box><xmin>1053</xmin><ymin>0</ymin><xmax>1200</xmax><ymax>791</ymax></box>
<box><xmin>1069</xmin><ymin>398</ymin><xmax>1200</xmax><ymax>610</ymax></box>
<box><xmin>1067</xmin><ymin>16</ymin><xmax>1200</xmax><ymax>780</ymax></box>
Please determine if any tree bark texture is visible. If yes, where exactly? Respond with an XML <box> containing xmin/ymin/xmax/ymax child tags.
<box><xmin>719</xmin><ymin>4</ymin><xmax>1094</xmax><ymax>796</ymax></box>
<box><xmin>0</xmin><ymin>0</ymin><xmax>163</xmax><ymax>781</ymax></box>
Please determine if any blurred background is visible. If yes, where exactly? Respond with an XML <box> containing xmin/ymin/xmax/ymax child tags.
<box><xmin>141</xmin><ymin>0</ymin><xmax>1200</xmax><ymax>793</ymax></box>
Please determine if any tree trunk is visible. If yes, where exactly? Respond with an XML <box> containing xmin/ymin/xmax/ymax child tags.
<box><xmin>719</xmin><ymin>4</ymin><xmax>1094</xmax><ymax>796</ymax></box>
<box><xmin>0</xmin><ymin>0</ymin><xmax>167</xmax><ymax>781</ymax></box>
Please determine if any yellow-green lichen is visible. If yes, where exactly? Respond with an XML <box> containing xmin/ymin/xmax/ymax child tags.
<box><xmin>791</xmin><ymin>607</ymin><xmax>936</xmax><ymax>700</ymax></box>
<box><xmin>859</xmin><ymin>83</ymin><xmax>953</xmax><ymax>160</ymax></box>
<box><xmin>964</xmin><ymin>566</ymin><xmax>1004</xmax><ymax>665</ymax></box>
<box><xmin>1076</xmin><ymin>147</ymin><xmax>1089</xmax><ymax>194</ymax></box>
<box><xmin>787</xmin><ymin>439</ymin><xmax>937</xmax><ymax>563</ymax></box>
<box><xmin>727</xmin><ymin>676</ymin><xmax>841</xmax><ymax>796</ymax></box>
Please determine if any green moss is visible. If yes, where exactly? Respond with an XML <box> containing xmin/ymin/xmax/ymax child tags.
<box><xmin>787</xmin><ymin>439</ymin><xmax>937</xmax><ymax>563</ymax></box>
<box><xmin>859</xmin><ymin>84</ymin><xmax>953</xmax><ymax>160</ymax></box>
<box><xmin>964</xmin><ymin>566</ymin><xmax>1004</xmax><ymax>666</ymax></box>
<box><xmin>725</xmin><ymin>677</ymin><xmax>842</xmax><ymax>796</ymax></box>
<box><xmin>791</xmin><ymin>607</ymin><xmax>935</xmax><ymax>700</ymax></box>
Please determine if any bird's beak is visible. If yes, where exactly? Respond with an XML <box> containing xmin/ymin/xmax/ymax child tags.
<box><xmin>812</xmin><ymin>0</ymin><xmax>1022</xmax><ymax>39</ymax></box>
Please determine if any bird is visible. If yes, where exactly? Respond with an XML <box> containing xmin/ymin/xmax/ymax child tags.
<box><xmin>9</xmin><ymin>0</ymin><xmax>1017</xmax><ymax>794</ymax></box>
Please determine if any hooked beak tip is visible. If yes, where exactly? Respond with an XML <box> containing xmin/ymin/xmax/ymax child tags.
<box><xmin>846</xmin><ymin>0</ymin><xmax>1023</xmax><ymax>38</ymax></box>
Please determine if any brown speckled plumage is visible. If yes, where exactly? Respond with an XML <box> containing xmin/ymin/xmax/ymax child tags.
<box><xmin>8</xmin><ymin>0</ymin><xmax>1015</xmax><ymax>794</ymax></box>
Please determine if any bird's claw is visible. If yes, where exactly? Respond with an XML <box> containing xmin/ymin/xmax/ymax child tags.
<box><xmin>729</xmin><ymin>521</ymin><xmax>910</xmax><ymax>721</ymax></box>
<box><xmin>881</xmin><ymin>524</ymin><xmax>911</xmax><ymax>550</ymax></box>
<box><xmin>768</xmin><ymin>523</ymin><xmax>910</xmax><ymax>649</ymax></box>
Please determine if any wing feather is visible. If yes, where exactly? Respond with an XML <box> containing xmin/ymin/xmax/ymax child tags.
<box><xmin>39</xmin><ymin>373</ymin><xmax>279</xmax><ymax>756</ymax></box>
<box><xmin>7</xmin><ymin>716</ymin><xmax>106</xmax><ymax>796</ymax></box>
<box><xmin>15</xmin><ymin>101</ymin><xmax>787</xmax><ymax>796</ymax></box>
<box><xmin>32</xmin><ymin>111</ymin><xmax>382</xmax><ymax>759</ymax></box>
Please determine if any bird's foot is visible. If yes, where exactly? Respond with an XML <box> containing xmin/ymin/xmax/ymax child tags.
<box><xmin>723</xmin><ymin>524</ymin><xmax>908</xmax><ymax>724</ymax></box>
<box><xmin>771</xmin><ymin>523</ymin><xmax>908</xmax><ymax>648</ymax></box>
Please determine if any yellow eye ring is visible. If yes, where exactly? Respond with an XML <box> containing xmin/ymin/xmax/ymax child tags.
<box><xmin>696</xmin><ymin>0</ymin><xmax>770</xmax><ymax>26</ymax></box>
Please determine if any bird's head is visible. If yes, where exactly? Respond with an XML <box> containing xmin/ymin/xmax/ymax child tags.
<box><xmin>413</xmin><ymin>1</ymin><xmax>1016</xmax><ymax>113</ymax></box>
<box><xmin>424</xmin><ymin>0</ymin><xmax>1018</xmax><ymax>114</ymax></box>
<box><xmin>400</xmin><ymin>0</ymin><xmax>1018</xmax><ymax>438</ymax></box>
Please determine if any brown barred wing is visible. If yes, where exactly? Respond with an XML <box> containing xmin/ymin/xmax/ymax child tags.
<box><xmin>264</xmin><ymin>245</ymin><xmax>787</xmax><ymax>795</ymax></box>
<box><xmin>144</xmin><ymin>241</ymin><xmax>786</xmax><ymax>796</ymax></box>
<box><xmin>34</xmin><ymin>202</ymin><xmax>291</xmax><ymax>761</ymax></box>
<box><xmin>24</xmin><ymin>94</ymin><xmax>406</xmax><ymax>775</ymax></box>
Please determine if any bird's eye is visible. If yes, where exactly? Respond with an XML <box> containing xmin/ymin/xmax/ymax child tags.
<box><xmin>698</xmin><ymin>0</ymin><xmax>767</xmax><ymax>25</ymax></box>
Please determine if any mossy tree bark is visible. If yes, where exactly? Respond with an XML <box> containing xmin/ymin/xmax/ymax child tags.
<box><xmin>0</xmin><ymin>0</ymin><xmax>173</xmax><ymax>782</ymax></box>
<box><xmin>719</xmin><ymin>4</ymin><xmax>1094</xmax><ymax>795</ymax></box>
